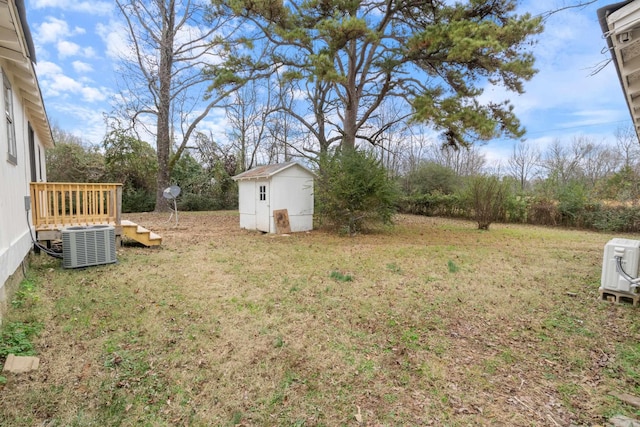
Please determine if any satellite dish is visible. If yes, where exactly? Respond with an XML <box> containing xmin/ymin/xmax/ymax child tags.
<box><xmin>163</xmin><ymin>185</ymin><xmax>181</xmax><ymax>199</ymax></box>
<box><xmin>163</xmin><ymin>185</ymin><xmax>181</xmax><ymax>226</ymax></box>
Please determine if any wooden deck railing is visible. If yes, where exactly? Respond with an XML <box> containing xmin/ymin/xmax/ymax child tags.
<box><xmin>30</xmin><ymin>182</ymin><xmax>122</xmax><ymax>230</ymax></box>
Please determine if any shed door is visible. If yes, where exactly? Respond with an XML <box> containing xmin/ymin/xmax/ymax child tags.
<box><xmin>256</xmin><ymin>182</ymin><xmax>270</xmax><ymax>232</ymax></box>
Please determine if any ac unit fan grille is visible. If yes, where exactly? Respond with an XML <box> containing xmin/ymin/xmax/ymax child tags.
<box><xmin>62</xmin><ymin>225</ymin><xmax>117</xmax><ymax>268</ymax></box>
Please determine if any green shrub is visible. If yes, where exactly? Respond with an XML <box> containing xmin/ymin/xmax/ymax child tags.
<box><xmin>463</xmin><ymin>175</ymin><xmax>510</xmax><ymax>230</ymax></box>
<box><xmin>122</xmin><ymin>187</ymin><xmax>155</xmax><ymax>213</ymax></box>
<box><xmin>178</xmin><ymin>193</ymin><xmax>217</xmax><ymax>211</ymax></box>
<box><xmin>402</xmin><ymin>162</ymin><xmax>460</xmax><ymax>196</ymax></box>
<box><xmin>315</xmin><ymin>149</ymin><xmax>399</xmax><ymax>235</ymax></box>
<box><xmin>504</xmin><ymin>193</ymin><xmax>529</xmax><ymax>224</ymax></box>
<box><xmin>557</xmin><ymin>181</ymin><xmax>588</xmax><ymax>227</ymax></box>
<box><xmin>590</xmin><ymin>205</ymin><xmax>640</xmax><ymax>233</ymax></box>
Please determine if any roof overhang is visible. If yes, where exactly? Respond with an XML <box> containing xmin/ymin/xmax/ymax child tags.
<box><xmin>0</xmin><ymin>0</ymin><xmax>53</xmax><ymax>148</ymax></box>
<box><xmin>232</xmin><ymin>161</ymin><xmax>316</xmax><ymax>181</ymax></box>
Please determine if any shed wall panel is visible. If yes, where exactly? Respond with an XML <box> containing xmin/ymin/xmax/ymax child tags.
<box><xmin>237</xmin><ymin>182</ymin><xmax>256</xmax><ymax>214</ymax></box>
<box><xmin>269</xmin><ymin>174</ymin><xmax>313</xmax><ymax>232</ymax></box>
<box><xmin>237</xmin><ymin>181</ymin><xmax>256</xmax><ymax>230</ymax></box>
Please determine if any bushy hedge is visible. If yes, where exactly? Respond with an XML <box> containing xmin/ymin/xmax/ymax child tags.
<box><xmin>588</xmin><ymin>205</ymin><xmax>640</xmax><ymax>233</ymax></box>
<box><xmin>397</xmin><ymin>193</ymin><xmax>465</xmax><ymax>217</ymax></box>
<box><xmin>122</xmin><ymin>188</ymin><xmax>156</xmax><ymax>213</ymax></box>
<box><xmin>398</xmin><ymin>192</ymin><xmax>640</xmax><ymax>232</ymax></box>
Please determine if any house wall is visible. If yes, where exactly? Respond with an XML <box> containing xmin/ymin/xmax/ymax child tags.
<box><xmin>269</xmin><ymin>166</ymin><xmax>314</xmax><ymax>233</ymax></box>
<box><xmin>0</xmin><ymin>64</ymin><xmax>47</xmax><ymax>321</ymax></box>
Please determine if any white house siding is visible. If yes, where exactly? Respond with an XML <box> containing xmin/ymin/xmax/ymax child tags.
<box><xmin>0</xmin><ymin>65</ymin><xmax>48</xmax><ymax>318</ymax></box>
<box><xmin>269</xmin><ymin>169</ymin><xmax>314</xmax><ymax>233</ymax></box>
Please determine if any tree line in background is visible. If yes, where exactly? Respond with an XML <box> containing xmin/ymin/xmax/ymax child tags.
<box><xmin>47</xmin><ymin>119</ymin><xmax>640</xmax><ymax>234</ymax></box>
<box><xmin>397</xmin><ymin>125</ymin><xmax>640</xmax><ymax>232</ymax></box>
<box><xmin>106</xmin><ymin>0</ymin><xmax>544</xmax><ymax>211</ymax></box>
<box><xmin>47</xmin><ymin>125</ymin><xmax>238</xmax><ymax>213</ymax></box>
<box><xmin>47</xmin><ymin>0</ymin><xmax>614</xmax><ymax>233</ymax></box>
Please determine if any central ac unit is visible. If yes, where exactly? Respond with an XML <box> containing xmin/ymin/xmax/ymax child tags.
<box><xmin>62</xmin><ymin>225</ymin><xmax>117</xmax><ymax>268</ymax></box>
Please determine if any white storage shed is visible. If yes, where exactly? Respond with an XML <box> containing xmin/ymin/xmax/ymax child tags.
<box><xmin>232</xmin><ymin>162</ymin><xmax>315</xmax><ymax>233</ymax></box>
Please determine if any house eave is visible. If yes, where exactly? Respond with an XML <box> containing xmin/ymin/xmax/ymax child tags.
<box><xmin>599</xmin><ymin>1</ymin><xmax>640</xmax><ymax>141</ymax></box>
<box><xmin>0</xmin><ymin>0</ymin><xmax>53</xmax><ymax>148</ymax></box>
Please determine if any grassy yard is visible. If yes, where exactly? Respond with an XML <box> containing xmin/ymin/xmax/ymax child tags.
<box><xmin>2</xmin><ymin>211</ymin><xmax>640</xmax><ymax>426</ymax></box>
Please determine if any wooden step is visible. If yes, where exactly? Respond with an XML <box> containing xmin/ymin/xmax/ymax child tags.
<box><xmin>121</xmin><ymin>220</ymin><xmax>162</xmax><ymax>247</ymax></box>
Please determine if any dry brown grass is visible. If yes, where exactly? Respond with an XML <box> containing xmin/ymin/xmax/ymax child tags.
<box><xmin>1</xmin><ymin>211</ymin><xmax>640</xmax><ymax>426</ymax></box>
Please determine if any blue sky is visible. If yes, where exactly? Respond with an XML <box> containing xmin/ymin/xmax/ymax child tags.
<box><xmin>25</xmin><ymin>0</ymin><xmax>632</xmax><ymax>165</ymax></box>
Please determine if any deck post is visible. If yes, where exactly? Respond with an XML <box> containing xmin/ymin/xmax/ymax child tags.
<box><xmin>115</xmin><ymin>185</ymin><xmax>122</xmax><ymax>227</ymax></box>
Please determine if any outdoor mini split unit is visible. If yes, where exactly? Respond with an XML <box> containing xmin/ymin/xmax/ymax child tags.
<box><xmin>601</xmin><ymin>238</ymin><xmax>640</xmax><ymax>295</ymax></box>
<box><xmin>61</xmin><ymin>225</ymin><xmax>117</xmax><ymax>269</ymax></box>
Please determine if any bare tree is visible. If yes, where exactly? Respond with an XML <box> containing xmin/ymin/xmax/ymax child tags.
<box><xmin>542</xmin><ymin>138</ymin><xmax>583</xmax><ymax>185</ymax></box>
<box><xmin>508</xmin><ymin>139</ymin><xmax>541</xmax><ymax>191</ymax></box>
<box><xmin>615</xmin><ymin>124</ymin><xmax>640</xmax><ymax>169</ymax></box>
<box><xmin>367</xmin><ymin>99</ymin><xmax>413</xmax><ymax>178</ymax></box>
<box><xmin>225</xmin><ymin>80</ymin><xmax>274</xmax><ymax>171</ymax></box>
<box><xmin>265</xmin><ymin>108</ymin><xmax>294</xmax><ymax>164</ymax></box>
<box><xmin>398</xmin><ymin>127</ymin><xmax>433</xmax><ymax>176</ymax></box>
<box><xmin>193</xmin><ymin>131</ymin><xmax>237</xmax><ymax>176</ymax></box>
<box><xmin>581</xmin><ymin>141</ymin><xmax>618</xmax><ymax>187</ymax></box>
<box><xmin>541</xmin><ymin>135</ymin><xmax>619</xmax><ymax>189</ymax></box>
<box><xmin>51</xmin><ymin>123</ymin><xmax>87</xmax><ymax>147</ymax></box>
<box><xmin>113</xmin><ymin>0</ymin><xmax>253</xmax><ymax>211</ymax></box>
<box><xmin>428</xmin><ymin>144</ymin><xmax>486</xmax><ymax>177</ymax></box>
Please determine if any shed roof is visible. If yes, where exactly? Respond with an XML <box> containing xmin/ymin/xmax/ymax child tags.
<box><xmin>232</xmin><ymin>162</ymin><xmax>315</xmax><ymax>181</ymax></box>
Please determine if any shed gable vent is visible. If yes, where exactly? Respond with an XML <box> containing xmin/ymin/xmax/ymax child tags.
<box><xmin>62</xmin><ymin>225</ymin><xmax>117</xmax><ymax>268</ymax></box>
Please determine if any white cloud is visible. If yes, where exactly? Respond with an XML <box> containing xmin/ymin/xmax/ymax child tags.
<box><xmin>31</xmin><ymin>0</ymin><xmax>113</xmax><ymax>16</ymax></box>
<box><xmin>48</xmin><ymin>74</ymin><xmax>83</xmax><ymax>94</ymax></box>
<box><xmin>48</xmin><ymin>103</ymin><xmax>110</xmax><ymax>145</ymax></box>
<box><xmin>72</xmin><ymin>61</ymin><xmax>93</xmax><ymax>73</ymax></box>
<box><xmin>57</xmin><ymin>40</ymin><xmax>80</xmax><ymax>58</ymax></box>
<box><xmin>35</xmin><ymin>60</ymin><xmax>63</xmax><ymax>76</ymax></box>
<box><xmin>83</xmin><ymin>46</ymin><xmax>97</xmax><ymax>58</ymax></box>
<box><xmin>561</xmin><ymin>109</ymin><xmax>625</xmax><ymax>129</ymax></box>
<box><xmin>81</xmin><ymin>86</ymin><xmax>108</xmax><ymax>103</ymax></box>
<box><xmin>96</xmin><ymin>21</ymin><xmax>131</xmax><ymax>61</ymax></box>
<box><xmin>35</xmin><ymin>17</ymin><xmax>89</xmax><ymax>53</ymax></box>
<box><xmin>38</xmin><ymin>65</ymin><xmax>109</xmax><ymax>104</ymax></box>
<box><xmin>36</xmin><ymin>17</ymin><xmax>71</xmax><ymax>44</ymax></box>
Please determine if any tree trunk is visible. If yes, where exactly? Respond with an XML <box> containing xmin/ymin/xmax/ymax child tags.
<box><xmin>154</xmin><ymin>0</ymin><xmax>175</xmax><ymax>212</ymax></box>
<box><xmin>342</xmin><ymin>40</ymin><xmax>358</xmax><ymax>150</ymax></box>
